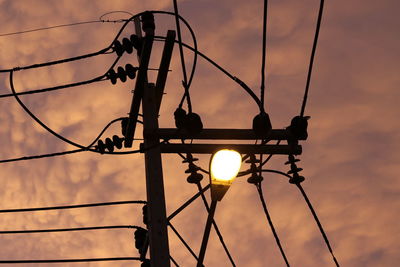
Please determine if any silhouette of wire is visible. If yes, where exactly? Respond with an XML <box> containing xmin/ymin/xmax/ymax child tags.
<box><xmin>255</xmin><ymin>183</ymin><xmax>290</xmax><ymax>266</ymax></box>
<box><xmin>0</xmin><ymin>116</ymin><xmax>141</xmax><ymax>164</ymax></box>
<box><xmin>0</xmin><ymin>48</ymin><xmax>110</xmax><ymax>73</ymax></box>
<box><xmin>152</xmin><ymin>10</ymin><xmax>198</xmax><ymax>112</ymax></box>
<box><xmin>300</xmin><ymin>0</ymin><xmax>325</xmax><ymax>117</ymax></box>
<box><xmin>172</xmin><ymin>0</ymin><xmax>192</xmax><ymax>113</ymax></box>
<box><xmin>244</xmin><ymin>169</ymin><xmax>340</xmax><ymax>266</ymax></box>
<box><xmin>0</xmin><ymin>11</ymin><xmax>145</xmax><ymax>73</ymax></box>
<box><xmin>170</xmin><ymin>255</ymin><xmax>180</xmax><ymax>267</ymax></box>
<box><xmin>260</xmin><ymin>0</ymin><xmax>269</xmax><ymax>112</ymax></box>
<box><xmin>99</xmin><ymin>11</ymin><xmax>134</xmax><ymax>22</ymax></box>
<box><xmin>0</xmin><ymin>200</ymin><xmax>146</xmax><ymax>213</ymax></box>
<box><xmin>154</xmin><ymin>36</ymin><xmax>262</xmax><ymax>110</ymax></box>
<box><xmin>0</xmin><ymin>20</ymin><xmax>101</xmax><ymax>38</ymax></box>
<box><xmin>0</xmin><ymin>258</ymin><xmax>141</xmax><ymax>264</ymax></box>
<box><xmin>9</xmin><ymin>70</ymin><xmax>112</xmax><ymax>152</ymax></box>
<box><xmin>0</xmin><ymin>225</ymin><xmax>142</xmax><ymax>234</ymax></box>
<box><xmin>296</xmin><ymin>183</ymin><xmax>340</xmax><ymax>267</ymax></box>
<box><xmin>168</xmin><ymin>184</ymin><xmax>210</xmax><ymax>221</ymax></box>
<box><xmin>0</xmin><ymin>75</ymin><xmax>106</xmax><ymax>98</ymax></box>
<box><xmin>168</xmin><ymin>222</ymin><xmax>199</xmax><ymax>261</ymax></box>
<box><xmin>0</xmin><ymin>149</ymin><xmax>85</xmax><ymax>164</ymax></box>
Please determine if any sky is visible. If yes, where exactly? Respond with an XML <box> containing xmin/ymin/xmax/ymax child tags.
<box><xmin>0</xmin><ymin>0</ymin><xmax>399</xmax><ymax>266</ymax></box>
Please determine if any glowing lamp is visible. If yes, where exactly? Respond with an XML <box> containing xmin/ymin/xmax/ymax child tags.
<box><xmin>210</xmin><ymin>149</ymin><xmax>242</xmax><ymax>201</ymax></box>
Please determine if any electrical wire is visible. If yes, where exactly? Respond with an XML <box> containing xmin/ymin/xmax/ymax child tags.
<box><xmin>9</xmin><ymin>70</ymin><xmax>118</xmax><ymax>153</ymax></box>
<box><xmin>0</xmin><ymin>20</ymin><xmax>102</xmax><ymax>38</ymax></box>
<box><xmin>0</xmin><ymin>48</ymin><xmax>110</xmax><ymax>73</ymax></box>
<box><xmin>172</xmin><ymin>0</ymin><xmax>192</xmax><ymax>113</ymax></box>
<box><xmin>244</xmin><ymin>169</ymin><xmax>340</xmax><ymax>266</ymax></box>
<box><xmin>0</xmin><ymin>10</ymin><xmax>136</xmax><ymax>38</ymax></box>
<box><xmin>151</xmin><ymin>11</ymin><xmax>198</xmax><ymax>111</ymax></box>
<box><xmin>99</xmin><ymin>11</ymin><xmax>134</xmax><ymax>22</ymax></box>
<box><xmin>255</xmin><ymin>182</ymin><xmax>290</xmax><ymax>267</ymax></box>
<box><xmin>295</xmin><ymin>183</ymin><xmax>340</xmax><ymax>267</ymax></box>
<box><xmin>0</xmin><ymin>258</ymin><xmax>141</xmax><ymax>264</ymax></box>
<box><xmin>0</xmin><ymin>148</ymin><xmax>84</xmax><ymax>164</ymax></box>
<box><xmin>0</xmin><ymin>225</ymin><xmax>142</xmax><ymax>234</ymax></box>
<box><xmin>170</xmin><ymin>255</ymin><xmax>180</xmax><ymax>267</ymax></box>
<box><xmin>300</xmin><ymin>0</ymin><xmax>325</xmax><ymax>117</ymax></box>
<box><xmin>260</xmin><ymin>0</ymin><xmax>269</xmax><ymax>112</ymax></box>
<box><xmin>1</xmin><ymin>75</ymin><xmax>106</xmax><ymax>99</ymax></box>
<box><xmin>168</xmin><ymin>184</ymin><xmax>210</xmax><ymax>221</ymax></box>
<box><xmin>168</xmin><ymin>222</ymin><xmax>199</xmax><ymax>262</ymax></box>
<box><xmin>154</xmin><ymin>36</ymin><xmax>262</xmax><ymax>110</ymax></box>
<box><xmin>0</xmin><ymin>200</ymin><xmax>145</xmax><ymax>213</ymax></box>
<box><xmin>0</xmin><ymin>11</ymin><xmax>146</xmax><ymax>73</ymax></box>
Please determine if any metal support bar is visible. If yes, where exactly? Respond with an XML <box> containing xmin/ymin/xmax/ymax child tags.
<box><xmin>141</xmin><ymin>143</ymin><xmax>302</xmax><ymax>155</ymax></box>
<box><xmin>143</xmin><ymin>83</ymin><xmax>170</xmax><ymax>267</ymax></box>
<box><xmin>146</xmin><ymin>128</ymin><xmax>305</xmax><ymax>141</ymax></box>
<box><xmin>124</xmin><ymin>19</ymin><xmax>155</xmax><ymax>148</ymax></box>
<box><xmin>155</xmin><ymin>30</ymin><xmax>176</xmax><ymax>113</ymax></box>
<box><xmin>197</xmin><ymin>200</ymin><xmax>218</xmax><ymax>267</ymax></box>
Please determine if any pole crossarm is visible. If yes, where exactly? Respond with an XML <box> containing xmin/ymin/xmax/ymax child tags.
<box><xmin>141</xmin><ymin>143</ymin><xmax>301</xmax><ymax>155</ymax></box>
<box><xmin>145</xmin><ymin>128</ymin><xmax>306</xmax><ymax>141</ymax></box>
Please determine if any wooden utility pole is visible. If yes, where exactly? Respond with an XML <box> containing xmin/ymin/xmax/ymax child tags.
<box><xmin>143</xmin><ymin>83</ymin><xmax>171</xmax><ymax>267</ymax></box>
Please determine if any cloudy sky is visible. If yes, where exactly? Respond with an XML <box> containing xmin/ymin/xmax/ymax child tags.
<box><xmin>0</xmin><ymin>0</ymin><xmax>399</xmax><ymax>266</ymax></box>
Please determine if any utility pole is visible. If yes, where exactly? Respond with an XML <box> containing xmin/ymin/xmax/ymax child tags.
<box><xmin>125</xmin><ymin>11</ymin><xmax>305</xmax><ymax>267</ymax></box>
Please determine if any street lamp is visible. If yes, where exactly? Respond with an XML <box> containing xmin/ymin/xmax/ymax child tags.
<box><xmin>197</xmin><ymin>149</ymin><xmax>242</xmax><ymax>267</ymax></box>
<box><xmin>210</xmin><ymin>149</ymin><xmax>242</xmax><ymax>201</ymax></box>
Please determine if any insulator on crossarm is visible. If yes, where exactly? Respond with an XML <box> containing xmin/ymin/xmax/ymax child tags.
<box><xmin>125</xmin><ymin>64</ymin><xmax>137</xmax><ymax>79</ymax></box>
<box><xmin>247</xmin><ymin>173</ymin><xmax>263</xmax><ymax>184</ymax></box>
<box><xmin>286</xmin><ymin>155</ymin><xmax>305</xmax><ymax>184</ymax></box>
<box><xmin>141</xmin><ymin>12</ymin><xmax>155</xmax><ymax>33</ymax></box>
<box><xmin>134</xmin><ymin>228</ymin><xmax>147</xmax><ymax>249</ymax></box>
<box><xmin>174</xmin><ymin>108</ymin><xmax>187</xmax><ymax>130</ymax></box>
<box><xmin>185</xmin><ymin>112</ymin><xmax>203</xmax><ymax>135</ymax></box>
<box><xmin>121</xmin><ymin>118</ymin><xmax>129</xmax><ymax>137</ymax></box>
<box><xmin>252</xmin><ymin>112</ymin><xmax>272</xmax><ymax>138</ymax></box>
<box><xmin>112</xmin><ymin>135</ymin><xmax>124</xmax><ymax>149</ymax></box>
<box><xmin>122</xmin><ymin>37</ymin><xmax>133</xmax><ymax>54</ymax></box>
<box><xmin>107</xmin><ymin>69</ymin><xmax>118</xmax><ymax>85</ymax></box>
<box><xmin>142</xmin><ymin>204</ymin><xmax>149</xmax><ymax>225</ymax></box>
<box><xmin>113</xmin><ymin>40</ymin><xmax>124</xmax><ymax>57</ymax></box>
<box><xmin>97</xmin><ymin>140</ymin><xmax>106</xmax><ymax>154</ymax></box>
<box><xmin>105</xmin><ymin>138</ymin><xmax>114</xmax><ymax>153</ymax></box>
<box><xmin>117</xmin><ymin>67</ymin><xmax>127</xmax><ymax>83</ymax></box>
<box><xmin>287</xmin><ymin>115</ymin><xmax>310</xmax><ymax>140</ymax></box>
<box><xmin>187</xmin><ymin>172</ymin><xmax>203</xmax><ymax>184</ymax></box>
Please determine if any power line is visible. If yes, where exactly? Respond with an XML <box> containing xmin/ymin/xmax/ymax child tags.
<box><xmin>260</xmin><ymin>0</ymin><xmax>269</xmax><ymax>112</ymax></box>
<box><xmin>0</xmin><ymin>48</ymin><xmax>110</xmax><ymax>73</ymax></box>
<box><xmin>244</xmin><ymin>169</ymin><xmax>340</xmax><ymax>266</ymax></box>
<box><xmin>296</xmin><ymin>183</ymin><xmax>340</xmax><ymax>267</ymax></box>
<box><xmin>255</xmin><ymin>183</ymin><xmax>290</xmax><ymax>267</ymax></box>
<box><xmin>0</xmin><ymin>75</ymin><xmax>106</xmax><ymax>99</ymax></box>
<box><xmin>0</xmin><ymin>257</ymin><xmax>141</xmax><ymax>264</ymax></box>
<box><xmin>0</xmin><ymin>200</ymin><xmax>145</xmax><ymax>213</ymax></box>
<box><xmin>154</xmin><ymin>37</ymin><xmax>262</xmax><ymax>110</ymax></box>
<box><xmin>300</xmin><ymin>0</ymin><xmax>326</xmax><ymax>117</ymax></box>
<box><xmin>168</xmin><ymin>222</ymin><xmax>199</xmax><ymax>262</ymax></box>
<box><xmin>172</xmin><ymin>0</ymin><xmax>192</xmax><ymax>113</ymax></box>
<box><xmin>0</xmin><ymin>225</ymin><xmax>141</xmax><ymax>234</ymax></box>
<box><xmin>170</xmin><ymin>255</ymin><xmax>180</xmax><ymax>267</ymax></box>
<box><xmin>0</xmin><ymin>148</ymin><xmax>84</xmax><ymax>164</ymax></box>
<box><xmin>0</xmin><ymin>11</ymin><xmax>145</xmax><ymax>73</ymax></box>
